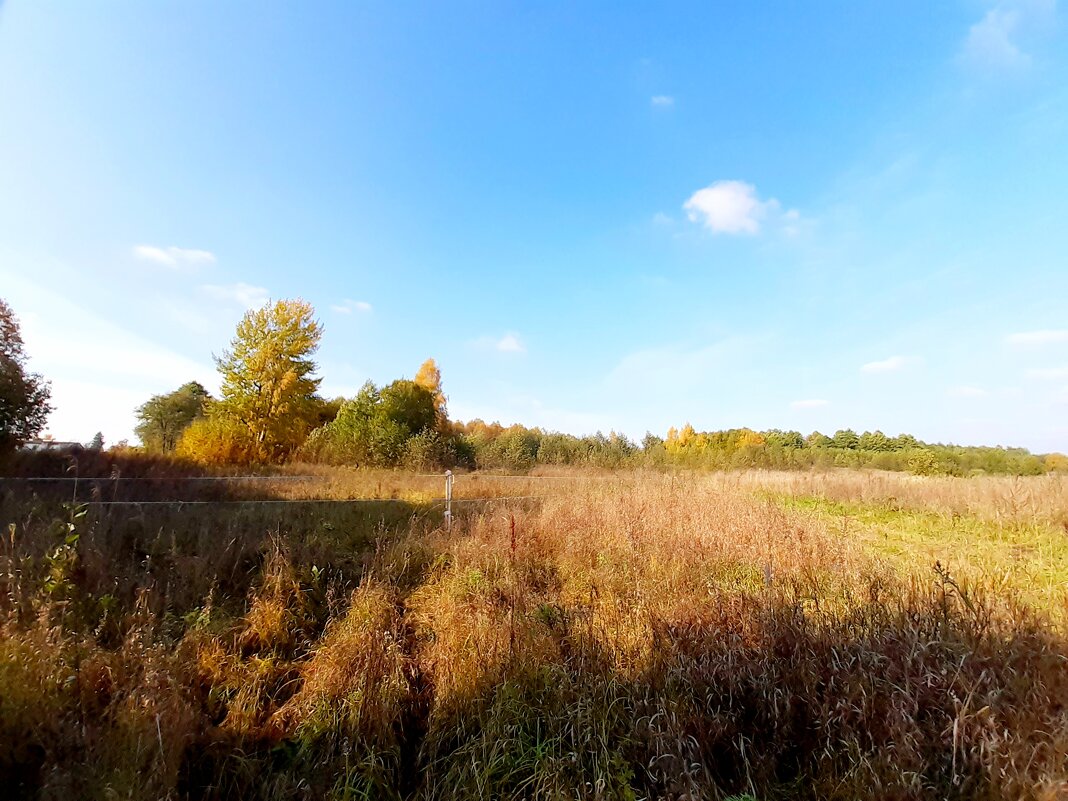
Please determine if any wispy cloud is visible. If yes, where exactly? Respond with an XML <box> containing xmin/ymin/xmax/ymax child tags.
<box><xmin>496</xmin><ymin>333</ymin><xmax>525</xmax><ymax>353</ymax></box>
<box><xmin>683</xmin><ymin>180</ymin><xmax>799</xmax><ymax>235</ymax></box>
<box><xmin>133</xmin><ymin>244</ymin><xmax>216</xmax><ymax>268</ymax></box>
<box><xmin>960</xmin><ymin>0</ymin><xmax>1055</xmax><ymax>71</ymax></box>
<box><xmin>1026</xmin><ymin>366</ymin><xmax>1068</xmax><ymax>379</ymax></box>
<box><xmin>474</xmin><ymin>333</ymin><xmax>526</xmax><ymax>354</ymax></box>
<box><xmin>948</xmin><ymin>385</ymin><xmax>988</xmax><ymax>398</ymax></box>
<box><xmin>650</xmin><ymin>95</ymin><xmax>675</xmax><ymax>107</ymax></box>
<box><xmin>790</xmin><ymin>398</ymin><xmax>829</xmax><ymax>409</ymax></box>
<box><xmin>201</xmin><ymin>282</ymin><xmax>269</xmax><ymax>309</ymax></box>
<box><xmin>606</xmin><ymin>336</ymin><xmax>755</xmax><ymax>393</ymax></box>
<box><xmin>861</xmin><ymin>355</ymin><xmax>908</xmax><ymax>374</ymax></box>
<box><xmin>1006</xmin><ymin>329</ymin><xmax>1068</xmax><ymax>346</ymax></box>
<box><xmin>331</xmin><ymin>299</ymin><xmax>373</xmax><ymax>314</ymax></box>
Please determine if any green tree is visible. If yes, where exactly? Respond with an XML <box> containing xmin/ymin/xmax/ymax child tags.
<box><xmin>378</xmin><ymin>380</ymin><xmax>437</xmax><ymax>437</ymax></box>
<box><xmin>307</xmin><ymin>379</ymin><xmax>437</xmax><ymax>467</ymax></box>
<box><xmin>832</xmin><ymin>429</ymin><xmax>859</xmax><ymax>450</ymax></box>
<box><xmin>765</xmin><ymin>429</ymin><xmax>805</xmax><ymax>449</ymax></box>
<box><xmin>894</xmin><ymin>433</ymin><xmax>921</xmax><ymax>450</ymax></box>
<box><xmin>806</xmin><ymin>431</ymin><xmax>833</xmax><ymax>448</ymax></box>
<box><xmin>310</xmin><ymin>395</ymin><xmax>345</xmax><ymax>428</ymax></box>
<box><xmin>858</xmin><ymin>430</ymin><xmax>891</xmax><ymax>451</ymax></box>
<box><xmin>215</xmin><ymin>299</ymin><xmax>323</xmax><ymax>461</ymax></box>
<box><xmin>0</xmin><ymin>298</ymin><xmax>52</xmax><ymax>452</ymax></box>
<box><xmin>134</xmin><ymin>381</ymin><xmax>212</xmax><ymax>452</ymax></box>
<box><xmin>88</xmin><ymin>432</ymin><xmax>104</xmax><ymax>451</ymax></box>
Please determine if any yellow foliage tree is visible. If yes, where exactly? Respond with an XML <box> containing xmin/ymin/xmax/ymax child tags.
<box><xmin>213</xmin><ymin>299</ymin><xmax>323</xmax><ymax>462</ymax></box>
<box><xmin>176</xmin><ymin>414</ymin><xmax>256</xmax><ymax>465</ymax></box>
<box><xmin>736</xmin><ymin>429</ymin><xmax>766</xmax><ymax>450</ymax></box>
<box><xmin>1045</xmin><ymin>453</ymin><xmax>1068</xmax><ymax>473</ymax></box>
<box><xmin>414</xmin><ymin>358</ymin><xmax>447</xmax><ymax>427</ymax></box>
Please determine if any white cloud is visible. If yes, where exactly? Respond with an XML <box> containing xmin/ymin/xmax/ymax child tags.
<box><xmin>861</xmin><ymin>355</ymin><xmax>908</xmax><ymax>374</ymax></box>
<box><xmin>201</xmin><ymin>282</ymin><xmax>270</xmax><ymax>309</ymax></box>
<box><xmin>948</xmin><ymin>385</ymin><xmax>988</xmax><ymax>398</ymax></box>
<box><xmin>331</xmin><ymin>299</ymin><xmax>373</xmax><ymax>314</ymax></box>
<box><xmin>960</xmin><ymin>1</ymin><xmax>1055</xmax><ymax>71</ymax></box>
<box><xmin>1026</xmin><ymin>366</ymin><xmax>1068</xmax><ymax>380</ymax></box>
<box><xmin>133</xmin><ymin>244</ymin><xmax>216</xmax><ymax>268</ymax></box>
<box><xmin>683</xmin><ymin>180</ymin><xmax>799</xmax><ymax>235</ymax></box>
<box><xmin>651</xmin><ymin>95</ymin><xmax>675</xmax><ymax>107</ymax></box>
<box><xmin>495</xmin><ymin>333</ymin><xmax>525</xmax><ymax>353</ymax></box>
<box><xmin>1007</xmin><ymin>329</ymin><xmax>1068</xmax><ymax>345</ymax></box>
<box><xmin>790</xmin><ymin>399</ymin><xmax>829</xmax><ymax>409</ymax></box>
<box><xmin>473</xmin><ymin>333</ymin><xmax>526</xmax><ymax>354</ymax></box>
<box><xmin>963</xmin><ymin>8</ymin><xmax>1028</xmax><ymax>68</ymax></box>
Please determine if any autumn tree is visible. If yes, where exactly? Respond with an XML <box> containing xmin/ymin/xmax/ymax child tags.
<box><xmin>0</xmin><ymin>298</ymin><xmax>52</xmax><ymax>452</ymax></box>
<box><xmin>212</xmin><ymin>299</ymin><xmax>323</xmax><ymax>461</ymax></box>
<box><xmin>414</xmin><ymin>358</ymin><xmax>448</xmax><ymax>427</ymax></box>
<box><xmin>134</xmin><ymin>381</ymin><xmax>212</xmax><ymax>452</ymax></box>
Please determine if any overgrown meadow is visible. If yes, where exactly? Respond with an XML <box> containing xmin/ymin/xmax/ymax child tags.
<box><xmin>2</xmin><ymin>453</ymin><xmax>1066</xmax><ymax>800</ymax></box>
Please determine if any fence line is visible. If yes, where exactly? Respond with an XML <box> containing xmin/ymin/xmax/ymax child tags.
<box><xmin>452</xmin><ymin>495</ymin><xmax>560</xmax><ymax>502</ymax></box>
<box><xmin>75</xmin><ymin>498</ymin><xmax>440</xmax><ymax>507</ymax></box>
<box><xmin>0</xmin><ymin>475</ymin><xmax>323</xmax><ymax>483</ymax></box>
<box><xmin>64</xmin><ymin>494</ymin><xmax>559</xmax><ymax>507</ymax></box>
<box><xmin>1</xmin><ymin>472</ymin><xmax>613</xmax><ymax>483</ymax></box>
<box><xmin>2</xmin><ymin>471</ymin><xmax>576</xmax><ymax>515</ymax></box>
<box><xmin>459</xmin><ymin>474</ymin><xmax>620</xmax><ymax>481</ymax></box>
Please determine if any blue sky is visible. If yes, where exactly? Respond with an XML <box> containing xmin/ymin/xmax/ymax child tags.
<box><xmin>2</xmin><ymin>1</ymin><xmax>1067</xmax><ymax>452</ymax></box>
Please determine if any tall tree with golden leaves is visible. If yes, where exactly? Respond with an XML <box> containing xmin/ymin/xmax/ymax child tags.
<box><xmin>214</xmin><ymin>299</ymin><xmax>323</xmax><ymax>460</ymax></box>
<box><xmin>414</xmin><ymin>358</ymin><xmax>447</xmax><ymax>428</ymax></box>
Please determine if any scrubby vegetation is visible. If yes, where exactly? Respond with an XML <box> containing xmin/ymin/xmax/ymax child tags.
<box><xmin>2</xmin><ymin>453</ymin><xmax>1067</xmax><ymax>799</ymax></box>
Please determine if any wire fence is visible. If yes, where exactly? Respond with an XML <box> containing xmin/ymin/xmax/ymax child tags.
<box><xmin>0</xmin><ymin>472</ymin><xmax>573</xmax><ymax>517</ymax></box>
<box><xmin>0</xmin><ymin>475</ymin><xmax>323</xmax><ymax>482</ymax></box>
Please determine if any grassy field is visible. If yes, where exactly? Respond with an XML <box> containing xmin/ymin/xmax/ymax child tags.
<box><xmin>1</xmin><ymin>461</ymin><xmax>1066</xmax><ymax>800</ymax></box>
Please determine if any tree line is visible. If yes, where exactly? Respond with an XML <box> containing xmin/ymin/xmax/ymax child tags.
<box><xmin>1</xmin><ymin>295</ymin><xmax>1063</xmax><ymax>476</ymax></box>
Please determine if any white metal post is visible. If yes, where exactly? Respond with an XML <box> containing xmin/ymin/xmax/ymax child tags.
<box><xmin>444</xmin><ymin>469</ymin><xmax>452</xmax><ymax>534</ymax></box>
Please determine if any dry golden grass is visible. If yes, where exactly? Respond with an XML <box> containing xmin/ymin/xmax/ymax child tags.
<box><xmin>1</xmin><ymin>465</ymin><xmax>1067</xmax><ymax>799</ymax></box>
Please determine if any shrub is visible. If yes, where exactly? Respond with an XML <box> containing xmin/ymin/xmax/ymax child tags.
<box><xmin>908</xmin><ymin>448</ymin><xmax>947</xmax><ymax>476</ymax></box>
<box><xmin>176</xmin><ymin>415</ymin><xmax>257</xmax><ymax>465</ymax></box>
<box><xmin>403</xmin><ymin>430</ymin><xmax>456</xmax><ymax>472</ymax></box>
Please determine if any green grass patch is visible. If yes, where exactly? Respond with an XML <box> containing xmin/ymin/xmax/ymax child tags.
<box><xmin>774</xmin><ymin>494</ymin><xmax>1068</xmax><ymax>614</ymax></box>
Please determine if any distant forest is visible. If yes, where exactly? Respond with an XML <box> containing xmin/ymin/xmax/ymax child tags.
<box><xmin>124</xmin><ymin>299</ymin><xmax>1062</xmax><ymax>477</ymax></box>
<box><xmin>4</xmin><ymin>295</ymin><xmax>1060</xmax><ymax>477</ymax></box>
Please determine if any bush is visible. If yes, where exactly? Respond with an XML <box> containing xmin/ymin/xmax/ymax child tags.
<box><xmin>907</xmin><ymin>449</ymin><xmax>946</xmax><ymax>476</ymax></box>
<box><xmin>176</xmin><ymin>415</ymin><xmax>257</xmax><ymax>466</ymax></box>
<box><xmin>403</xmin><ymin>430</ymin><xmax>456</xmax><ymax>472</ymax></box>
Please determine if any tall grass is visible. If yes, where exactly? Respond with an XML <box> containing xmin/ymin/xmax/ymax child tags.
<box><xmin>1</xmin><ymin>465</ymin><xmax>1066</xmax><ymax>799</ymax></box>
